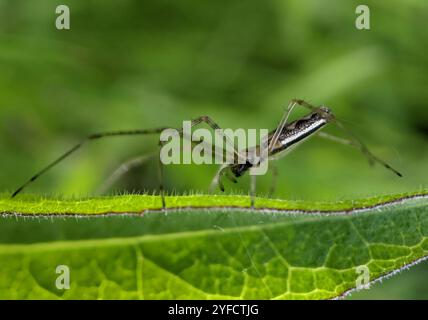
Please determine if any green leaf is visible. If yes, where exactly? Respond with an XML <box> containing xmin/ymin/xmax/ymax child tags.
<box><xmin>0</xmin><ymin>192</ymin><xmax>427</xmax><ymax>299</ymax></box>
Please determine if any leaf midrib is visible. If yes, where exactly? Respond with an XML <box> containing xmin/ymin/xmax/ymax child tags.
<box><xmin>0</xmin><ymin>215</ymin><xmax>327</xmax><ymax>252</ymax></box>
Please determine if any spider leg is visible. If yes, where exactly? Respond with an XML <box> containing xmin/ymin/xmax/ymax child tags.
<box><xmin>317</xmin><ymin>130</ymin><xmax>402</xmax><ymax>177</ymax></box>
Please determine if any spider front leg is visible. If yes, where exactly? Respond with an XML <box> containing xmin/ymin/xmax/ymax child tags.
<box><xmin>290</xmin><ymin>98</ymin><xmax>318</xmax><ymax>112</ymax></box>
<box><xmin>316</xmin><ymin>131</ymin><xmax>402</xmax><ymax>177</ymax></box>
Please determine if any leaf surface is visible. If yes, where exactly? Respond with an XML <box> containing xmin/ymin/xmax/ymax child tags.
<box><xmin>1</xmin><ymin>192</ymin><xmax>427</xmax><ymax>299</ymax></box>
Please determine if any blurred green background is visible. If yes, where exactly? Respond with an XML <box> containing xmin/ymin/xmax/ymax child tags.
<box><xmin>1</xmin><ymin>0</ymin><xmax>427</xmax><ymax>299</ymax></box>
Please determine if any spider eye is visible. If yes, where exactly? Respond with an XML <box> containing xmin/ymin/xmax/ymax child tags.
<box><xmin>320</xmin><ymin>106</ymin><xmax>331</xmax><ymax>113</ymax></box>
